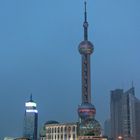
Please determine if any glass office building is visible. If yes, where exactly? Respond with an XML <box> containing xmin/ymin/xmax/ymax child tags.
<box><xmin>23</xmin><ymin>95</ymin><xmax>38</xmax><ymax>140</ymax></box>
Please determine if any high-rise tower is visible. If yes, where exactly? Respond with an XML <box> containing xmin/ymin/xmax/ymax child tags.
<box><xmin>23</xmin><ymin>95</ymin><xmax>38</xmax><ymax>140</ymax></box>
<box><xmin>77</xmin><ymin>1</ymin><xmax>101</xmax><ymax>137</ymax></box>
<box><xmin>110</xmin><ymin>87</ymin><xmax>137</xmax><ymax>140</ymax></box>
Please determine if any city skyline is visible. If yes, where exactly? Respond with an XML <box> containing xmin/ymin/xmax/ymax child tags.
<box><xmin>0</xmin><ymin>0</ymin><xmax>140</xmax><ymax>139</ymax></box>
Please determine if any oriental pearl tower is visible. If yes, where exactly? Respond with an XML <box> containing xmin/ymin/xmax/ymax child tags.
<box><xmin>77</xmin><ymin>2</ymin><xmax>101</xmax><ymax>137</ymax></box>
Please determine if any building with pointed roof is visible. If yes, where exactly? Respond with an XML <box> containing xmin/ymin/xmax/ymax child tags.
<box><xmin>23</xmin><ymin>95</ymin><xmax>38</xmax><ymax>140</ymax></box>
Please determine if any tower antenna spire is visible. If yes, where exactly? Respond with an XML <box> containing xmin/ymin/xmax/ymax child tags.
<box><xmin>84</xmin><ymin>1</ymin><xmax>87</xmax><ymax>22</ymax></box>
<box><xmin>30</xmin><ymin>93</ymin><xmax>33</xmax><ymax>101</ymax></box>
<box><xmin>83</xmin><ymin>1</ymin><xmax>88</xmax><ymax>41</ymax></box>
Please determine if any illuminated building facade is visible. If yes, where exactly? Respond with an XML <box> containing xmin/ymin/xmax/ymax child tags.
<box><xmin>78</xmin><ymin>136</ymin><xmax>108</xmax><ymax>140</ymax></box>
<box><xmin>23</xmin><ymin>95</ymin><xmax>38</xmax><ymax>140</ymax></box>
<box><xmin>4</xmin><ymin>137</ymin><xmax>30</xmax><ymax>140</ymax></box>
<box><xmin>45</xmin><ymin>121</ymin><xmax>78</xmax><ymax>140</ymax></box>
<box><xmin>77</xmin><ymin>2</ymin><xmax>101</xmax><ymax>138</ymax></box>
<box><xmin>4</xmin><ymin>137</ymin><xmax>15</xmax><ymax>140</ymax></box>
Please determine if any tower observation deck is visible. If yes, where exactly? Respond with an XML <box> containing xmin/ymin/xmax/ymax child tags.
<box><xmin>77</xmin><ymin>2</ymin><xmax>101</xmax><ymax>137</ymax></box>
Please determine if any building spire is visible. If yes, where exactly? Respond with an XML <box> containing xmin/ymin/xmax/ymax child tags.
<box><xmin>83</xmin><ymin>1</ymin><xmax>88</xmax><ymax>41</ymax></box>
<box><xmin>84</xmin><ymin>1</ymin><xmax>87</xmax><ymax>22</ymax></box>
<box><xmin>30</xmin><ymin>93</ymin><xmax>33</xmax><ymax>102</ymax></box>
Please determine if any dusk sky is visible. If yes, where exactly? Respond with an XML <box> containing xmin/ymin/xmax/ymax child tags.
<box><xmin>0</xmin><ymin>0</ymin><xmax>140</xmax><ymax>139</ymax></box>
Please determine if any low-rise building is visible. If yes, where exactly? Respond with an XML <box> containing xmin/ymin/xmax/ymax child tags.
<box><xmin>45</xmin><ymin>121</ymin><xmax>78</xmax><ymax>140</ymax></box>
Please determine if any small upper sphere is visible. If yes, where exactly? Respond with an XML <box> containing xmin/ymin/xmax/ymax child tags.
<box><xmin>78</xmin><ymin>40</ymin><xmax>94</xmax><ymax>54</ymax></box>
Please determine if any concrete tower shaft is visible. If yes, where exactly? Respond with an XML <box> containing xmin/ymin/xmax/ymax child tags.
<box><xmin>81</xmin><ymin>54</ymin><xmax>91</xmax><ymax>103</ymax></box>
<box><xmin>78</xmin><ymin>1</ymin><xmax>94</xmax><ymax>104</ymax></box>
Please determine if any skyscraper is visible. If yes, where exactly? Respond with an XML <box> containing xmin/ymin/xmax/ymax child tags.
<box><xmin>122</xmin><ymin>87</ymin><xmax>135</xmax><ymax>139</ymax></box>
<box><xmin>110</xmin><ymin>89</ymin><xmax>123</xmax><ymax>139</ymax></box>
<box><xmin>110</xmin><ymin>86</ymin><xmax>139</xmax><ymax>140</ymax></box>
<box><xmin>77</xmin><ymin>1</ymin><xmax>101</xmax><ymax>138</ymax></box>
<box><xmin>135</xmin><ymin>98</ymin><xmax>140</xmax><ymax>140</ymax></box>
<box><xmin>23</xmin><ymin>95</ymin><xmax>38</xmax><ymax>140</ymax></box>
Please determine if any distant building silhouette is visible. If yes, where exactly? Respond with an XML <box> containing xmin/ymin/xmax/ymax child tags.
<box><xmin>110</xmin><ymin>89</ymin><xmax>123</xmax><ymax>140</ymax></box>
<box><xmin>23</xmin><ymin>95</ymin><xmax>38</xmax><ymax>140</ymax></box>
<box><xmin>110</xmin><ymin>86</ymin><xmax>140</xmax><ymax>140</ymax></box>
<box><xmin>104</xmin><ymin>119</ymin><xmax>111</xmax><ymax>138</ymax></box>
<box><xmin>135</xmin><ymin>98</ymin><xmax>140</xmax><ymax>140</ymax></box>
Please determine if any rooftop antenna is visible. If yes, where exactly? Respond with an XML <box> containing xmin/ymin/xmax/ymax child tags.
<box><xmin>83</xmin><ymin>1</ymin><xmax>88</xmax><ymax>41</ymax></box>
<box><xmin>84</xmin><ymin>1</ymin><xmax>87</xmax><ymax>22</ymax></box>
<box><xmin>30</xmin><ymin>93</ymin><xmax>33</xmax><ymax>102</ymax></box>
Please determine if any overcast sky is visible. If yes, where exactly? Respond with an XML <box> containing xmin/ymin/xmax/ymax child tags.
<box><xmin>0</xmin><ymin>0</ymin><xmax>140</xmax><ymax>139</ymax></box>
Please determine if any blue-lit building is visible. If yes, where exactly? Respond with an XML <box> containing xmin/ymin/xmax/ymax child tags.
<box><xmin>23</xmin><ymin>95</ymin><xmax>38</xmax><ymax>140</ymax></box>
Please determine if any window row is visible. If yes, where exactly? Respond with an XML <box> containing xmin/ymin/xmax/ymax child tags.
<box><xmin>47</xmin><ymin>134</ymin><xmax>76</xmax><ymax>140</ymax></box>
<box><xmin>46</xmin><ymin>126</ymin><xmax>76</xmax><ymax>133</ymax></box>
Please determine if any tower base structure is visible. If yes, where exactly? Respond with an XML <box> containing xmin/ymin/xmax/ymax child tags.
<box><xmin>78</xmin><ymin>119</ymin><xmax>101</xmax><ymax>136</ymax></box>
<box><xmin>78</xmin><ymin>103</ymin><xmax>101</xmax><ymax>137</ymax></box>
